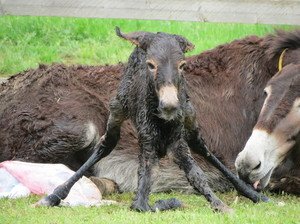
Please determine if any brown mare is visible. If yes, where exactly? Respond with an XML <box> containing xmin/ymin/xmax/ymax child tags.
<box><xmin>236</xmin><ymin>63</ymin><xmax>300</xmax><ymax>194</ymax></box>
<box><xmin>0</xmin><ymin>30</ymin><xmax>299</xmax><ymax>196</ymax></box>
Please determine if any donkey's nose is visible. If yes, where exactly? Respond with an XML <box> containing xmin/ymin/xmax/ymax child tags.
<box><xmin>235</xmin><ymin>151</ymin><xmax>262</xmax><ymax>181</ymax></box>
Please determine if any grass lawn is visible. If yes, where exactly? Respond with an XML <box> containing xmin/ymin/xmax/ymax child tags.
<box><xmin>0</xmin><ymin>16</ymin><xmax>296</xmax><ymax>77</ymax></box>
<box><xmin>0</xmin><ymin>16</ymin><xmax>299</xmax><ymax>223</ymax></box>
<box><xmin>0</xmin><ymin>192</ymin><xmax>299</xmax><ymax>224</ymax></box>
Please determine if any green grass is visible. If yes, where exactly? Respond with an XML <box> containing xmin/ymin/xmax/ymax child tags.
<box><xmin>0</xmin><ymin>192</ymin><xmax>299</xmax><ymax>224</ymax></box>
<box><xmin>0</xmin><ymin>16</ymin><xmax>295</xmax><ymax>77</ymax></box>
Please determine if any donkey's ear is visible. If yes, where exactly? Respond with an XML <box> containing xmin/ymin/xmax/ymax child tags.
<box><xmin>173</xmin><ymin>35</ymin><xmax>195</xmax><ymax>53</ymax></box>
<box><xmin>115</xmin><ymin>27</ymin><xmax>155</xmax><ymax>50</ymax></box>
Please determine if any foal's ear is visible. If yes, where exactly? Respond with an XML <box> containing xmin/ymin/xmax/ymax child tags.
<box><xmin>173</xmin><ymin>35</ymin><xmax>195</xmax><ymax>53</ymax></box>
<box><xmin>116</xmin><ymin>27</ymin><xmax>155</xmax><ymax>50</ymax></box>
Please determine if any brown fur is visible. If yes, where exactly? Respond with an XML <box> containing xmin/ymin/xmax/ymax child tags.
<box><xmin>0</xmin><ymin>30</ymin><xmax>299</xmax><ymax>194</ymax></box>
<box><xmin>0</xmin><ymin>64</ymin><xmax>125</xmax><ymax>173</ymax></box>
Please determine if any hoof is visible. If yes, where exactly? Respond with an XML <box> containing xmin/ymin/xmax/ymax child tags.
<box><xmin>211</xmin><ymin>200</ymin><xmax>233</xmax><ymax>213</ymax></box>
<box><xmin>152</xmin><ymin>198</ymin><xmax>182</xmax><ymax>211</ymax></box>
<box><xmin>33</xmin><ymin>194</ymin><xmax>61</xmax><ymax>207</ymax></box>
<box><xmin>249</xmin><ymin>191</ymin><xmax>269</xmax><ymax>203</ymax></box>
<box><xmin>214</xmin><ymin>203</ymin><xmax>234</xmax><ymax>214</ymax></box>
<box><xmin>130</xmin><ymin>201</ymin><xmax>152</xmax><ymax>212</ymax></box>
<box><xmin>241</xmin><ymin>184</ymin><xmax>270</xmax><ymax>203</ymax></box>
<box><xmin>260</xmin><ymin>194</ymin><xmax>270</xmax><ymax>202</ymax></box>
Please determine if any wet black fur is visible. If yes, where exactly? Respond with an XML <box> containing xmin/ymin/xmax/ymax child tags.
<box><xmin>107</xmin><ymin>35</ymin><xmax>228</xmax><ymax>211</ymax></box>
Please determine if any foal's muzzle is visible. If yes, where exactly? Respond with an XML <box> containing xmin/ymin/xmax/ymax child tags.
<box><xmin>158</xmin><ymin>101</ymin><xmax>181</xmax><ymax>120</ymax></box>
<box><xmin>157</xmin><ymin>85</ymin><xmax>181</xmax><ymax>121</ymax></box>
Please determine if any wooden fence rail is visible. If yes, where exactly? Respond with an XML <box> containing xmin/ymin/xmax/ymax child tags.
<box><xmin>0</xmin><ymin>0</ymin><xmax>300</xmax><ymax>25</ymax></box>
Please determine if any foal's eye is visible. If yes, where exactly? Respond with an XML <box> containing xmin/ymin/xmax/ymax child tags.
<box><xmin>146</xmin><ymin>60</ymin><xmax>157</xmax><ymax>72</ymax></box>
<box><xmin>178</xmin><ymin>61</ymin><xmax>187</xmax><ymax>71</ymax></box>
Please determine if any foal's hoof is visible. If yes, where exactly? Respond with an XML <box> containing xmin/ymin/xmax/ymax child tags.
<box><xmin>212</xmin><ymin>200</ymin><xmax>233</xmax><ymax>213</ymax></box>
<box><xmin>152</xmin><ymin>198</ymin><xmax>182</xmax><ymax>211</ymax></box>
<box><xmin>246</xmin><ymin>189</ymin><xmax>269</xmax><ymax>203</ymax></box>
<box><xmin>214</xmin><ymin>204</ymin><xmax>234</xmax><ymax>214</ymax></box>
<box><xmin>33</xmin><ymin>194</ymin><xmax>61</xmax><ymax>207</ymax></box>
<box><xmin>130</xmin><ymin>201</ymin><xmax>152</xmax><ymax>212</ymax></box>
<box><xmin>259</xmin><ymin>194</ymin><xmax>270</xmax><ymax>202</ymax></box>
<box><xmin>243</xmin><ymin>182</ymin><xmax>270</xmax><ymax>203</ymax></box>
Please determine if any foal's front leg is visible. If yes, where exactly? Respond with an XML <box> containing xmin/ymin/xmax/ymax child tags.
<box><xmin>172</xmin><ymin>139</ymin><xmax>232</xmax><ymax>213</ymax></box>
<box><xmin>131</xmin><ymin>131</ymin><xmax>182</xmax><ymax>212</ymax></box>
<box><xmin>36</xmin><ymin>98</ymin><xmax>125</xmax><ymax>206</ymax></box>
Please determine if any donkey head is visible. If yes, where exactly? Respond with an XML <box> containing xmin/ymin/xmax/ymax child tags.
<box><xmin>235</xmin><ymin>64</ymin><xmax>300</xmax><ymax>190</ymax></box>
<box><xmin>116</xmin><ymin>27</ymin><xmax>194</xmax><ymax>121</ymax></box>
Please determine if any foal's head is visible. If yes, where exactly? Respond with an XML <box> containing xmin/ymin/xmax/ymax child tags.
<box><xmin>116</xmin><ymin>27</ymin><xmax>194</xmax><ymax>121</ymax></box>
<box><xmin>235</xmin><ymin>64</ymin><xmax>300</xmax><ymax>190</ymax></box>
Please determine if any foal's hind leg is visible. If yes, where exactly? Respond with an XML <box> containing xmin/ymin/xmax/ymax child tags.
<box><xmin>36</xmin><ymin>98</ymin><xmax>126</xmax><ymax>206</ymax></box>
<box><xmin>183</xmin><ymin>102</ymin><xmax>269</xmax><ymax>203</ymax></box>
<box><xmin>172</xmin><ymin>139</ymin><xmax>232</xmax><ymax>213</ymax></box>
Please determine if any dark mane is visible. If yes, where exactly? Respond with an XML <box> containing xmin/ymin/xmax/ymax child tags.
<box><xmin>265</xmin><ymin>29</ymin><xmax>300</xmax><ymax>59</ymax></box>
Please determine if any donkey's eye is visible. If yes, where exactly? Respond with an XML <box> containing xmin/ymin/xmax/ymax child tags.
<box><xmin>264</xmin><ymin>86</ymin><xmax>271</xmax><ymax>97</ymax></box>
<box><xmin>146</xmin><ymin>60</ymin><xmax>157</xmax><ymax>71</ymax></box>
<box><xmin>178</xmin><ymin>61</ymin><xmax>187</xmax><ymax>71</ymax></box>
